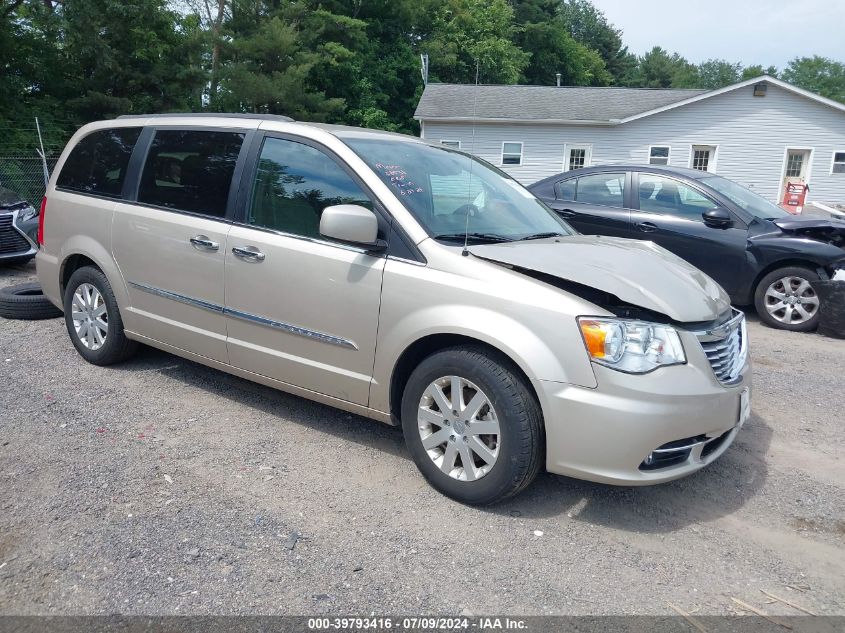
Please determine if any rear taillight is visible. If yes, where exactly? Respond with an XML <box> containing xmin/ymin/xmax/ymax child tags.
<box><xmin>37</xmin><ymin>196</ymin><xmax>47</xmax><ymax>245</ymax></box>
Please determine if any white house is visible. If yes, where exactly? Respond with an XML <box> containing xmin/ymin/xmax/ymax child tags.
<box><xmin>414</xmin><ymin>76</ymin><xmax>845</xmax><ymax>206</ymax></box>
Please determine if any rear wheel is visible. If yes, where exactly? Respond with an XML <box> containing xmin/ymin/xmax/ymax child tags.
<box><xmin>754</xmin><ymin>266</ymin><xmax>821</xmax><ymax>332</ymax></box>
<box><xmin>401</xmin><ymin>347</ymin><xmax>543</xmax><ymax>505</ymax></box>
<box><xmin>63</xmin><ymin>266</ymin><xmax>138</xmax><ymax>365</ymax></box>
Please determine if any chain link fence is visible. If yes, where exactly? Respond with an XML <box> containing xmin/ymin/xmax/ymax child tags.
<box><xmin>0</xmin><ymin>155</ymin><xmax>59</xmax><ymax>205</ymax></box>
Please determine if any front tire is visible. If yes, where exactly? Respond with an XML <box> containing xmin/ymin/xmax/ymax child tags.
<box><xmin>401</xmin><ymin>346</ymin><xmax>543</xmax><ymax>505</ymax></box>
<box><xmin>754</xmin><ymin>266</ymin><xmax>821</xmax><ymax>332</ymax></box>
<box><xmin>63</xmin><ymin>266</ymin><xmax>138</xmax><ymax>365</ymax></box>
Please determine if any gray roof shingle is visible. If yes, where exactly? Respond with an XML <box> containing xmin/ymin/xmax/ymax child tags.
<box><xmin>414</xmin><ymin>83</ymin><xmax>708</xmax><ymax>122</ymax></box>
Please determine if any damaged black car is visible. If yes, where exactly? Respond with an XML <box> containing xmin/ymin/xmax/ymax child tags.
<box><xmin>530</xmin><ymin>165</ymin><xmax>845</xmax><ymax>331</ymax></box>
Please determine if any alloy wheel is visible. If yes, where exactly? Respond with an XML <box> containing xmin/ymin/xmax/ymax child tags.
<box><xmin>71</xmin><ymin>283</ymin><xmax>109</xmax><ymax>350</ymax></box>
<box><xmin>417</xmin><ymin>375</ymin><xmax>500</xmax><ymax>482</ymax></box>
<box><xmin>764</xmin><ymin>276</ymin><xmax>819</xmax><ymax>325</ymax></box>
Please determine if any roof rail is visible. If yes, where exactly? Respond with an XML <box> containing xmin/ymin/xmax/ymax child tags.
<box><xmin>116</xmin><ymin>113</ymin><xmax>295</xmax><ymax>122</ymax></box>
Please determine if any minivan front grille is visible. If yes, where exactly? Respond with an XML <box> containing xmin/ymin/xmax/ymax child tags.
<box><xmin>0</xmin><ymin>214</ymin><xmax>31</xmax><ymax>256</ymax></box>
<box><xmin>693</xmin><ymin>309</ymin><xmax>748</xmax><ymax>384</ymax></box>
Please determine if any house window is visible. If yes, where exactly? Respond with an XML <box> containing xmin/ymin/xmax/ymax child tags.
<box><xmin>785</xmin><ymin>152</ymin><xmax>805</xmax><ymax>178</ymax></box>
<box><xmin>832</xmin><ymin>152</ymin><xmax>845</xmax><ymax>174</ymax></box>
<box><xmin>440</xmin><ymin>140</ymin><xmax>461</xmax><ymax>149</ymax></box>
<box><xmin>649</xmin><ymin>146</ymin><xmax>670</xmax><ymax>166</ymax></box>
<box><xmin>501</xmin><ymin>142</ymin><xmax>523</xmax><ymax>166</ymax></box>
<box><xmin>564</xmin><ymin>144</ymin><xmax>592</xmax><ymax>171</ymax></box>
<box><xmin>691</xmin><ymin>145</ymin><xmax>716</xmax><ymax>171</ymax></box>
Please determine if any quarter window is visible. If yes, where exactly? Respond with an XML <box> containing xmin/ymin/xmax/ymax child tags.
<box><xmin>248</xmin><ymin>137</ymin><xmax>372</xmax><ymax>239</ymax></box>
<box><xmin>832</xmin><ymin>152</ymin><xmax>845</xmax><ymax>174</ymax></box>
<box><xmin>575</xmin><ymin>173</ymin><xmax>625</xmax><ymax>208</ymax></box>
<box><xmin>501</xmin><ymin>142</ymin><xmax>523</xmax><ymax>166</ymax></box>
<box><xmin>556</xmin><ymin>179</ymin><xmax>576</xmax><ymax>201</ymax></box>
<box><xmin>637</xmin><ymin>174</ymin><xmax>716</xmax><ymax>220</ymax></box>
<box><xmin>649</xmin><ymin>146</ymin><xmax>670</xmax><ymax>166</ymax></box>
<box><xmin>56</xmin><ymin>127</ymin><xmax>142</xmax><ymax>198</ymax></box>
<box><xmin>138</xmin><ymin>129</ymin><xmax>245</xmax><ymax>218</ymax></box>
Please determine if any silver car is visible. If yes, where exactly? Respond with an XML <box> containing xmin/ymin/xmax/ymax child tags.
<box><xmin>36</xmin><ymin>115</ymin><xmax>751</xmax><ymax>504</ymax></box>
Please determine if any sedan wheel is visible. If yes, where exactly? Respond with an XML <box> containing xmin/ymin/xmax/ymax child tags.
<box><xmin>763</xmin><ymin>275</ymin><xmax>819</xmax><ymax>325</ymax></box>
<box><xmin>71</xmin><ymin>282</ymin><xmax>109</xmax><ymax>350</ymax></box>
<box><xmin>754</xmin><ymin>266</ymin><xmax>821</xmax><ymax>332</ymax></box>
<box><xmin>417</xmin><ymin>375</ymin><xmax>501</xmax><ymax>482</ymax></box>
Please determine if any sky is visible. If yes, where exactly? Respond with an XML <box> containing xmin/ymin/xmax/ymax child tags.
<box><xmin>591</xmin><ymin>0</ymin><xmax>845</xmax><ymax>70</ymax></box>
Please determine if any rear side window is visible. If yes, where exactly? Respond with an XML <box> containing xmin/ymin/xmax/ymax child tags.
<box><xmin>575</xmin><ymin>173</ymin><xmax>625</xmax><ymax>207</ymax></box>
<box><xmin>138</xmin><ymin>129</ymin><xmax>245</xmax><ymax>218</ymax></box>
<box><xmin>56</xmin><ymin>128</ymin><xmax>142</xmax><ymax>198</ymax></box>
<box><xmin>555</xmin><ymin>179</ymin><xmax>576</xmax><ymax>201</ymax></box>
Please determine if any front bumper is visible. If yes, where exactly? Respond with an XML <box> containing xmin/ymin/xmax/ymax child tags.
<box><xmin>536</xmin><ymin>331</ymin><xmax>751</xmax><ymax>485</ymax></box>
<box><xmin>0</xmin><ymin>208</ymin><xmax>38</xmax><ymax>260</ymax></box>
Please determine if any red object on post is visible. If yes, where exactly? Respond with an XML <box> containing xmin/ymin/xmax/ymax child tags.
<box><xmin>780</xmin><ymin>180</ymin><xmax>809</xmax><ymax>215</ymax></box>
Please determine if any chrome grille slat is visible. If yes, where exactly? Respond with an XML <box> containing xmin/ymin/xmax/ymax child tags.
<box><xmin>692</xmin><ymin>309</ymin><xmax>748</xmax><ymax>385</ymax></box>
<box><xmin>0</xmin><ymin>214</ymin><xmax>31</xmax><ymax>255</ymax></box>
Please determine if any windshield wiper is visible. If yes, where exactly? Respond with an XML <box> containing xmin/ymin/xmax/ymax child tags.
<box><xmin>433</xmin><ymin>232</ymin><xmax>513</xmax><ymax>243</ymax></box>
<box><xmin>518</xmin><ymin>232</ymin><xmax>567</xmax><ymax>241</ymax></box>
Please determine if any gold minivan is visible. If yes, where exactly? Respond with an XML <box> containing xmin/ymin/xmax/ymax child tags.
<box><xmin>36</xmin><ymin>115</ymin><xmax>751</xmax><ymax>504</ymax></box>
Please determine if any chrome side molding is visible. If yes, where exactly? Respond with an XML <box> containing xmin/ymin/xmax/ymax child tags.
<box><xmin>128</xmin><ymin>281</ymin><xmax>357</xmax><ymax>350</ymax></box>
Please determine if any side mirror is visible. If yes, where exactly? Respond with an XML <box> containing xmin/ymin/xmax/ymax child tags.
<box><xmin>320</xmin><ymin>205</ymin><xmax>387</xmax><ymax>251</ymax></box>
<box><xmin>702</xmin><ymin>207</ymin><xmax>733</xmax><ymax>228</ymax></box>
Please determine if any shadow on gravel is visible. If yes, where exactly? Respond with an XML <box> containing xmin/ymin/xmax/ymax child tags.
<box><xmin>111</xmin><ymin>345</ymin><xmax>408</xmax><ymax>459</ymax></box>
<box><xmin>113</xmin><ymin>344</ymin><xmax>771</xmax><ymax>534</ymax></box>
<box><xmin>492</xmin><ymin>413</ymin><xmax>773</xmax><ymax>531</ymax></box>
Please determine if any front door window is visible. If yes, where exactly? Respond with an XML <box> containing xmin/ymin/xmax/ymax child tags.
<box><xmin>785</xmin><ymin>151</ymin><xmax>806</xmax><ymax>178</ymax></box>
<box><xmin>248</xmin><ymin>137</ymin><xmax>372</xmax><ymax>239</ymax></box>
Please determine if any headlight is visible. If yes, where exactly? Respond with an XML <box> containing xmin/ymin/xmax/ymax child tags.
<box><xmin>18</xmin><ymin>205</ymin><xmax>38</xmax><ymax>222</ymax></box>
<box><xmin>578</xmin><ymin>317</ymin><xmax>686</xmax><ymax>374</ymax></box>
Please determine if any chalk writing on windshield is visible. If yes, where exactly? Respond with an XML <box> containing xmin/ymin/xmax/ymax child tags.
<box><xmin>374</xmin><ymin>163</ymin><xmax>424</xmax><ymax>196</ymax></box>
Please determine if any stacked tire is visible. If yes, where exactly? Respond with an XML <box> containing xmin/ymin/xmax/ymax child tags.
<box><xmin>0</xmin><ymin>282</ymin><xmax>63</xmax><ymax>320</ymax></box>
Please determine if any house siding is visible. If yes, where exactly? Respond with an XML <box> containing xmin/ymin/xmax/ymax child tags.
<box><xmin>421</xmin><ymin>83</ymin><xmax>845</xmax><ymax>204</ymax></box>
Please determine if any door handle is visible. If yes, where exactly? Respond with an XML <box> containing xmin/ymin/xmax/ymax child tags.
<box><xmin>636</xmin><ymin>221</ymin><xmax>658</xmax><ymax>233</ymax></box>
<box><xmin>190</xmin><ymin>235</ymin><xmax>219</xmax><ymax>251</ymax></box>
<box><xmin>558</xmin><ymin>209</ymin><xmax>576</xmax><ymax>218</ymax></box>
<box><xmin>232</xmin><ymin>245</ymin><xmax>266</xmax><ymax>262</ymax></box>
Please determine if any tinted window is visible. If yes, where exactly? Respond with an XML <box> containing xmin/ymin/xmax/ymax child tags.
<box><xmin>637</xmin><ymin>174</ymin><xmax>716</xmax><ymax>220</ymax></box>
<box><xmin>575</xmin><ymin>173</ymin><xmax>625</xmax><ymax>207</ymax></box>
<box><xmin>57</xmin><ymin>128</ymin><xmax>141</xmax><ymax>198</ymax></box>
<box><xmin>555</xmin><ymin>179</ymin><xmax>576</xmax><ymax>201</ymax></box>
<box><xmin>248</xmin><ymin>137</ymin><xmax>372</xmax><ymax>239</ymax></box>
<box><xmin>138</xmin><ymin>130</ymin><xmax>245</xmax><ymax>218</ymax></box>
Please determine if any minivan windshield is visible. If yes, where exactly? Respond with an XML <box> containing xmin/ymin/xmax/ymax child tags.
<box><xmin>700</xmin><ymin>174</ymin><xmax>790</xmax><ymax>220</ymax></box>
<box><xmin>344</xmin><ymin>138</ymin><xmax>573</xmax><ymax>242</ymax></box>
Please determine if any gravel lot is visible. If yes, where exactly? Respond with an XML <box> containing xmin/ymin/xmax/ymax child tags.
<box><xmin>1</xmin><ymin>259</ymin><xmax>843</xmax><ymax>616</ymax></box>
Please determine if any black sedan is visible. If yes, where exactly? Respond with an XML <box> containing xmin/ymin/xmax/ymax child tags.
<box><xmin>529</xmin><ymin>165</ymin><xmax>845</xmax><ymax>331</ymax></box>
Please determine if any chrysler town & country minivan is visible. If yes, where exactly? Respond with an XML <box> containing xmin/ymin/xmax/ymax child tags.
<box><xmin>36</xmin><ymin>115</ymin><xmax>751</xmax><ymax>504</ymax></box>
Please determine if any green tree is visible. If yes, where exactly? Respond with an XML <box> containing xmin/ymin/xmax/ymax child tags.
<box><xmin>558</xmin><ymin>0</ymin><xmax>636</xmax><ymax>84</ymax></box>
<box><xmin>695</xmin><ymin>59</ymin><xmax>743</xmax><ymax>89</ymax></box>
<box><xmin>217</xmin><ymin>15</ymin><xmax>344</xmax><ymax>119</ymax></box>
<box><xmin>518</xmin><ymin>21</ymin><xmax>611</xmax><ymax>86</ymax></box>
<box><xmin>629</xmin><ymin>46</ymin><xmax>696</xmax><ymax>88</ymax></box>
<box><xmin>782</xmin><ymin>56</ymin><xmax>845</xmax><ymax>103</ymax></box>
<box><xmin>742</xmin><ymin>64</ymin><xmax>779</xmax><ymax>80</ymax></box>
<box><xmin>426</xmin><ymin>0</ymin><xmax>529</xmax><ymax>84</ymax></box>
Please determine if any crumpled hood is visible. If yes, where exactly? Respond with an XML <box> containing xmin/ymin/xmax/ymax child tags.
<box><xmin>470</xmin><ymin>235</ymin><xmax>731</xmax><ymax>322</ymax></box>
<box><xmin>772</xmin><ymin>216</ymin><xmax>845</xmax><ymax>248</ymax></box>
